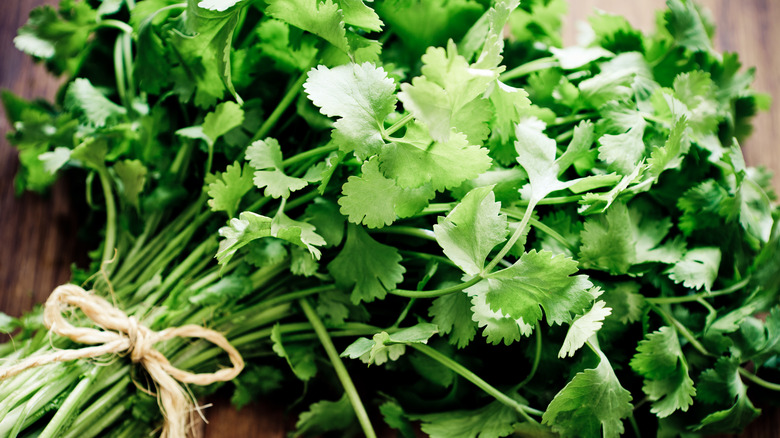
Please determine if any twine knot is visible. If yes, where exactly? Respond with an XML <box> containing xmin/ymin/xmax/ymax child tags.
<box><xmin>0</xmin><ymin>284</ymin><xmax>245</xmax><ymax>438</ymax></box>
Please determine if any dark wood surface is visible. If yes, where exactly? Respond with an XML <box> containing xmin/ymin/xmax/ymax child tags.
<box><xmin>1</xmin><ymin>1</ymin><xmax>778</xmax><ymax>437</ymax></box>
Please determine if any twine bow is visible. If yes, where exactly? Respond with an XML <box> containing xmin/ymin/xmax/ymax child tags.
<box><xmin>0</xmin><ymin>284</ymin><xmax>244</xmax><ymax>438</ymax></box>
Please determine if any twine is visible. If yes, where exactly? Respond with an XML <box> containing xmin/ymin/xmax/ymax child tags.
<box><xmin>0</xmin><ymin>284</ymin><xmax>244</xmax><ymax>438</ymax></box>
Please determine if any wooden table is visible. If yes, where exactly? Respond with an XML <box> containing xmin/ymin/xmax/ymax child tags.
<box><xmin>1</xmin><ymin>1</ymin><xmax>778</xmax><ymax>437</ymax></box>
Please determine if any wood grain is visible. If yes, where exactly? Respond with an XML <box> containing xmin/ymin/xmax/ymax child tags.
<box><xmin>0</xmin><ymin>1</ymin><xmax>778</xmax><ymax>437</ymax></box>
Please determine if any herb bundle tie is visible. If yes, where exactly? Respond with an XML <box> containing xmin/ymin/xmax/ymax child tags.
<box><xmin>0</xmin><ymin>284</ymin><xmax>244</xmax><ymax>438</ymax></box>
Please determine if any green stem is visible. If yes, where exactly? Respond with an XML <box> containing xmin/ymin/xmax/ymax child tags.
<box><xmin>388</xmin><ymin>276</ymin><xmax>482</xmax><ymax>299</ymax></box>
<box><xmin>282</xmin><ymin>143</ymin><xmax>339</xmax><ymax>168</ymax></box>
<box><xmin>514</xmin><ymin>324</ymin><xmax>542</xmax><ymax>390</ymax></box>
<box><xmin>629</xmin><ymin>413</ymin><xmax>641</xmax><ymax>438</ymax></box>
<box><xmin>500</xmin><ymin>56</ymin><xmax>558</xmax><ymax>82</ymax></box>
<box><xmin>122</xmin><ymin>33</ymin><xmax>135</xmax><ymax>103</ymax></box>
<box><xmin>417</xmin><ymin>203</ymin><xmax>456</xmax><ymax>216</ymax></box>
<box><xmin>738</xmin><ymin>367</ymin><xmax>780</xmax><ymax>391</ymax></box>
<box><xmin>548</xmin><ymin>112</ymin><xmax>597</xmax><ymax>128</ymax></box>
<box><xmin>649</xmin><ymin>304</ymin><xmax>712</xmax><ymax>357</ymax></box>
<box><xmin>398</xmin><ymin>250</ymin><xmax>457</xmax><ymax>267</ymax></box>
<box><xmin>97</xmin><ymin>169</ymin><xmax>118</xmax><ymax>266</ymax></box>
<box><xmin>299</xmin><ymin>299</ymin><xmax>377</xmax><ymax>438</ymax></box>
<box><xmin>555</xmin><ymin>130</ymin><xmax>574</xmax><ymax>143</ymax></box>
<box><xmin>252</xmin><ymin>69</ymin><xmax>310</xmax><ymax>142</ymax></box>
<box><xmin>382</xmin><ymin>113</ymin><xmax>414</xmax><ymax>139</ymax></box>
<box><xmin>504</xmin><ymin>208</ymin><xmax>576</xmax><ymax>252</ymax></box>
<box><xmin>95</xmin><ymin>19</ymin><xmax>134</xmax><ymax>34</ymax></box>
<box><xmin>410</xmin><ymin>344</ymin><xmax>542</xmax><ymax>422</ymax></box>
<box><xmin>645</xmin><ymin>277</ymin><xmax>750</xmax><ymax>304</ymax></box>
<box><xmin>113</xmin><ymin>37</ymin><xmax>130</xmax><ymax>113</ymax></box>
<box><xmin>373</xmin><ymin>226</ymin><xmax>436</xmax><ymax>241</ymax></box>
<box><xmin>516</xmin><ymin>195</ymin><xmax>582</xmax><ymax>206</ymax></box>
<box><xmin>281</xmin><ymin>189</ymin><xmax>320</xmax><ymax>212</ymax></box>
<box><xmin>484</xmin><ymin>200</ymin><xmax>536</xmax><ymax>273</ymax></box>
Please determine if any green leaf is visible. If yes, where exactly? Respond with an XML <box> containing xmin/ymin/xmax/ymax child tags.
<box><xmin>429</xmin><ymin>292</ymin><xmax>478</xmax><ymax>349</ymax></box>
<box><xmin>467</xmin><ymin>250</ymin><xmax>593</xmax><ymax>327</ymax></box>
<box><xmin>39</xmin><ymin>147</ymin><xmax>72</xmax><ymax>175</ymax></box>
<box><xmin>255</xmin><ymin>19</ymin><xmax>318</xmax><ymax>73</ymax></box>
<box><xmin>271</xmin><ymin>210</ymin><xmax>326</xmax><ymax>259</ymax></box>
<box><xmin>295</xmin><ymin>394</ymin><xmax>356</xmax><ymax>436</ymax></box>
<box><xmin>549</xmin><ymin>46</ymin><xmax>614</xmax><ymax>70</ymax></box>
<box><xmin>337</xmin><ymin>0</ymin><xmax>383</xmax><ymax>32</ymax></box>
<box><xmin>379</xmin><ymin>124</ymin><xmax>491</xmax><ymax>191</ymax></box>
<box><xmin>266</xmin><ymin>0</ymin><xmax>350</xmax><ymax>54</ymax></box>
<box><xmin>543</xmin><ymin>349</ymin><xmax>633</xmax><ymax>438</ymax></box>
<box><xmin>379</xmin><ymin>401</ymin><xmax>417</xmax><ymax>438</ymax></box>
<box><xmin>207</xmin><ymin>162</ymin><xmax>254</xmax><ymax>217</ymax></box>
<box><xmin>328</xmin><ymin>224</ymin><xmax>405</xmax><ymax>304</ymax></box>
<box><xmin>304</xmin><ymin>197</ymin><xmax>345</xmax><ymax>247</ymax></box>
<box><xmin>114</xmin><ymin>159</ymin><xmax>148</xmax><ymax>211</ymax></box>
<box><xmin>664</xmin><ymin>0</ymin><xmax>713</xmax><ymax>53</ymax></box>
<box><xmin>305</xmin><ymin>63</ymin><xmax>397</xmax><ymax>160</ymax></box>
<box><xmin>188</xmin><ymin>274</ymin><xmax>252</xmax><ymax>305</ymax></box>
<box><xmin>0</xmin><ymin>312</ymin><xmax>19</xmax><ymax>333</ymax></box>
<box><xmin>630</xmin><ymin>327</ymin><xmax>696</xmax><ymax>417</ymax></box>
<box><xmin>271</xmin><ymin>324</ymin><xmax>318</xmax><ymax>381</ymax></box>
<box><xmin>413</xmin><ymin>400</ymin><xmax>520</xmax><ymax>438</ymax></box>
<box><xmin>694</xmin><ymin>357</ymin><xmax>760</xmax><ymax>433</ymax></box>
<box><xmin>597</xmin><ymin>114</ymin><xmax>647</xmax><ymax>175</ymax></box>
<box><xmin>469</xmin><ymin>290</ymin><xmax>532</xmax><ymax>345</ymax></box>
<box><xmin>646</xmin><ymin>115</ymin><xmax>691</xmax><ymax>180</ymax></box>
<box><xmin>339</xmin><ymin>158</ymin><xmax>434</xmax><ymax>228</ymax></box>
<box><xmin>64</xmin><ymin>78</ymin><xmax>126</xmax><ymax>128</ymax></box>
<box><xmin>216</xmin><ymin>211</ymin><xmax>273</xmax><ymax>266</ymax></box>
<box><xmin>202</xmin><ymin>101</ymin><xmax>244</xmax><ymax>140</ymax></box>
<box><xmin>14</xmin><ymin>2</ymin><xmax>97</xmax><ymax>75</ymax></box>
<box><xmin>398</xmin><ymin>41</ymin><xmax>495</xmax><ymax>143</ymax></box>
<box><xmin>579</xmin><ymin>201</ymin><xmax>683</xmax><ymax>274</ymax></box>
<box><xmin>600</xmin><ymin>282</ymin><xmax>644</xmax><ymax>324</ymax></box>
<box><xmin>196</xmin><ymin>0</ymin><xmax>244</xmax><ymax>12</ymax></box>
<box><xmin>340</xmin><ymin>323</ymin><xmax>437</xmax><ymax>365</ymax></box>
<box><xmin>246</xmin><ymin>138</ymin><xmax>308</xmax><ymax>199</ymax></box>
<box><xmin>667</xmin><ymin>247</ymin><xmax>721</xmax><ymax>292</ymax></box>
<box><xmin>70</xmin><ymin>139</ymin><xmax>108</xmax><ymax>171</ymax></box>
<box><xmin>433</xmin><ymin>186</ymin><xmax>508</xmax><ymax>276</ymax></box>
<box><xmin>514</xmin><ymin>119</ymin><xmax>576</xmax><ymax>204</ymax></box>
<box><xmin>559</xmin><ymin>300</ymin><xmax>611</xmax><ymax>358</ymax></box>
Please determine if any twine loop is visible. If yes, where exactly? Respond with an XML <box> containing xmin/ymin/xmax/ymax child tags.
<box><xmin>0</xmin><ymin>284</ymin><xmax>245</xmax><ymax>438</ymax></box>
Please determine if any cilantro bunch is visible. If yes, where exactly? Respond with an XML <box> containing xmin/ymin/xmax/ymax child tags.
<box><xmin>2</xmin><ymin>0</ymin><xmax>779</xmax><ymax>437</ymax></box>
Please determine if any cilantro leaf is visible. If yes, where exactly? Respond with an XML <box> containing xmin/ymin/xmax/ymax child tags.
<box><xmin>340</xmin><ymin>323</ymin><xmax>438</xmax><ymax>365</ymax></box>
<box><xmin>379</xmin><ymin>125</ymin><xmax>492</xmax><ymax>191</ymax></box>
<box><xmin>514</xmin><ymin>119</ymin><xmax>577</xmax><ymax>204</ymax></box>
<box><xmin>266</xmin><ymin>0</ymin><xmax>350</xmax><ymax>54</ymax></box>
<box><xmin>667</xmin><ymin>247</ymin><xmax>721</xmax><ymax>291</ymax></box>
<box><xmin>64</xmin><ymin>78</ymin><xmax>126</xmax><ymax>128</ymax></box>
<box><xmin>207</xmin><ymin>162</ymin><xmax>254</xmax><ymax>217</ymax></box>
<box><xmin>328</xmin><ymin>224</ymin><xmax>405</xmax><ymax>304</ymax></box>
<box><xmin>559</xmin><ymin>300</ymin><xmax>612</xmax><ymax>358</ymax></box>
<box><xmin>398</xmin><ymin>41</ymin><xmax>495</xmax><ymax>143</ymax></box>
<box><xmin>469</xmin><ymin>290</ymin><xmax>532</xmax><ymax>345</ymax></box>
<box><xmin>339</xmin><ymin>158</ymin><xmax>434</xmax><ymax>228</ymax></box>
<box><xmin>413</xmin><ymin>400</ymin><xmax>520</xmax><ymax>438</ymax></box>
<box><xmin>305</xmin><ymin>63</ymin><xmax>397</xmax><ymax>159</ymax></box>
<box><xmin>246</xmin><ymin>138</ymin><xmax>308</xmax><ymax>199</ymax></box>
<box><xmin>543</xmin><ymin>349</ymin><xmax>633</xmax><ymax>438</ymax></box>
<box><xmin>429</xmin><ymin>292</ymin><xmax>478</xmax><ymax>349</ymax></box>
<box><xmin>216</xmin><ymin>212</ymin><xmax>274</xmax><ymax>266</ymax></box>
<box><xmin>202</xmin><ymin>101</ymin><xmax>244</xmax><ymax>141</ymax></box>
<box><xmin>694</xmin><ymin>357</ymin><xmax>761</xmax><ymax>433</ymax></box>
<box><xmin>271</xmin><ymin>324</ymin><xmax>318</xmax><ymax>381</ymax></box>
<box><xmin>630</xmin><ymin>327</ymin><xmax>696</xmax><ymax>417</ymax></box>
<box><xmin>433</xmin><ymin>186</ymin><xmax>508</xmax><ymax>276</ymax></box>
<box><xmin>295</xmin><ymin>394</ymin><xmax>357</xmax><ymax>437</ymax></box>
<box><xmin>466</xmin><ymin>250</ymin><xmax>593</xmax><ymax>327</ymax></box>
<box><xmin>114</xmin><ymin>159</ymin><xmax>148</xmax><ymax>211</ymax></box>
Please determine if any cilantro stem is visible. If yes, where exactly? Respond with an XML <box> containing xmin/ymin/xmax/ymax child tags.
<box><xmin>738</xmin><ymin>367</ymin><xmax>780</xmax><ymax>391</ymax></box>
<box><xmin>516</xmin><ymin>195</ymin><xmax>582</xmax><ymax>206</ymax></box>
<box><xmin>279</xmin><ymin>189</ymin><xmax>320</xmax><ymax>212</ymax></box>
<box><xmin>548</xmin><ymin>112</ymin><xmax>597</xmax><ymax>128</ymax></box>
<box><xmin>398</xmin><ymin>250</ymin><xmax>457</xmax><ymax>267</ymax></box>
<box><xmin>410</xmin><ymin>344</ymin><xmax>543</xmax><ymax>422</ymax></box>
<box><xmin>555</xmin><ymin>130</ymin><xmax>574</xmax><ymax>143</ymax></box>
<box><xmin>500</xmin><ymin>56</ymin><xmax>558</xmax><ymax>82</ymax></box>
<box><xmin>282</xmin><ymin>143</ymin><xmax>339</xmax><ymax>168</ymax></box>
<box><xmin>373</xmin><ymin>226</ymin><xmax>436</xmax><ymax>241</ymax></box>
<box><xmin>504</xmin><ymin>208</ymin><xmax>577</xmax><ymax>252</ymax></box>
<box><xmin>383</xmin><ymin>113</ymin><xmax>414</xmax><ymax>139</ymax></box>
<box><xmin>484</xmin><ymin>200</ymin><xmax>536</xmax><ymax>273</ymax></box>
<box><xmin>113</xmin><ymin>38</ymin><xmax>130</xmax><ymax>112</ymax></box>
<box><xmin>645</xmin><ymin>277</ymin><xmax>750</xmax><ymax>304</ymax></box>
<box><xmin>299</xmin><ymin>298</ymin><xmax>378</xmax><ymax>438</ymax></box>
<box><xmin>514</xmin><ymin>324</ymin><xmax>542</xmax><ymax>390</ymax></box>
<box><xmin>38</xmin><ymin>367</ymin><xmax>98</xmax><ymax>438</ymax></box>
<box><xmin>97</xmin><ymin>169</ymin><xmax>118</xmax><ymax>267</ymax></box>
<box><xmin>629</xmin><ymin>414</ymin><xmax>642</xmax><ymax>438</ymax></box>
<box><xmin>95</xmin><ymin>19</ymin><xmax>134</xmax><ymax>35</ymax></box>
<box><xmin>417</xmin><ymin>203</ymin><xmax>456</xmax><ymax>216</ymax></box>
<box><xmin>387</xmin><ymin>276</ymin><xmax>481</xmax><ymax>299</ymax></box>
<box><xmin>649</xmin><ymin>304</ymin><xmax>713</xmax><ymax>357</ymax></box>
<box><xmin>122</xmin><ymin>33</ymin><xmax>135</xmax><ymax>102</ymax></box>
<box><xmin>252</xmin><ymin>68</ymin><xmax>310</xmax><ymax>142</ymax></box>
